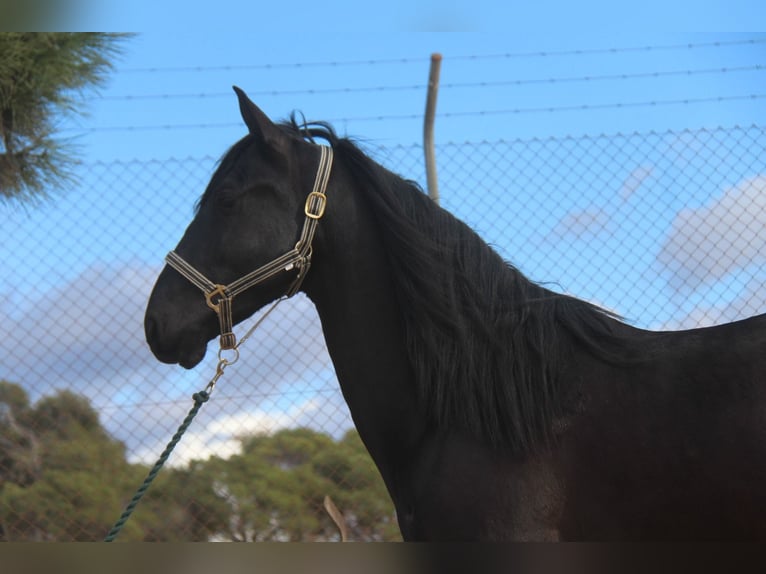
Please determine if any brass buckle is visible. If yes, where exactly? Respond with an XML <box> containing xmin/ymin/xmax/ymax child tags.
<box><xmin>304</xmin><ymin>191</ymin><xmax>327</xmax><ymax>220</ymax></box>
<box><xmin>204</xmin><ymin>284</ymin><xmax>228</xmax><ymax>313</ymax></box>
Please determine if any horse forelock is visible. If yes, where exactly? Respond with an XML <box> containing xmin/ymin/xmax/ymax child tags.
<box><xmin>195</xmin><ymin>135</ymin><xmax>258</xmax><ymax>214</ymax></box>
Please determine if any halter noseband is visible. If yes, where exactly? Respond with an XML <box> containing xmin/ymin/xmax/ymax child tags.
<box><xmin>164</xmin><ymin>145</ymin><xmax>333</xmax><ymax>350</ymax></box>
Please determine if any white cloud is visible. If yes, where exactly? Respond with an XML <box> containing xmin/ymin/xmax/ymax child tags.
<box><xmin>619</xmin><ymin>166</ymin><xmax>654</xmax><ymax>201</ymax></box>
<box><xmin>128</xmin><ymin>396</ymin><xmax>344</xmax><ymax>467</ymax></box>
<box><xmin>0</xmin><ymin>261</ymin><xmax>160</xmax><ymax>398</ymax></box>
<box><xmin>0</xmin><ymin>260</ymin><xmax>346</xmax><ymax>466</ymax></box>
<box><xmin>545</xmin><ymin>166</ymin><xmax>654</xmax><ymax>242</ymax></box>
<box><xmin>547</xmin><ymin>208</ymin><xmax>611</xmax><ymax>240</ymax></box>
<box><xmin>0</xmin><ymin>261</ymin><xmax>330</xmax><ymax>394</ymax></box>
<box><xmin>134</xmin><ymin>409</ymin><xmax>295</xmax><ymax>467</ymax></box>
<box><xmin>658</xmin><ymin>175</ymin><xmax>766</xmax><ymax>292</ymax></box>
<box><xmin>656</xmin><ymin>277</ymin><xmax>766</xmax><ymax>330</ymax></box>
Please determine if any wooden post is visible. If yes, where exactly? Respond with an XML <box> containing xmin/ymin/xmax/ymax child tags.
<box><xmin>323</xmin><ymin>495</ymin><xmax>349</xmax><ymax>541</ymax></box>
<box><xmin>424</xmin><ymin>53</ymin><xmax>442</xmax><ymax>204</ymax></box>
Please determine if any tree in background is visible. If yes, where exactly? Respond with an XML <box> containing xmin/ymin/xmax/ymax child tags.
<box><xmin>0</xmin><ymin>33</ymin><xmax>128</xmax><ymax>203</ymax></box>
<box><xmin>0</xmin><ymin>382</ymin><xmax>146</xmax><ymax>540</ymax></box>
<box><xmin>0</xmin><ymin>381</ymin><xmax>191</xmax><ymax>541</ymax></box>
<box><xmin>0</xmin><ymin>380</ymin><xmax>40</xmax><ymax>488</ymax></box>
<box><xmin>199</xmin><ymin>428</ymin><xmax>401</xmax><ymax>541</ymax></box>
<box><xmin>0</xmin><ymin>381</ymin><xmax>401</xmax><ymax>541</ymax></box>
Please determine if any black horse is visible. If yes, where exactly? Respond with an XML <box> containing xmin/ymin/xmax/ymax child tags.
<box><xmin>145</xmin><ymin>87</ymin><xmax>766</xmax><ymax>541</ymax></box>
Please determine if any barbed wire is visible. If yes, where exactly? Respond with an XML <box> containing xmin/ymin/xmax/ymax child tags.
<box><xmin>65</xmin><ymin>93</ymin><xmax>766</xmax><ymax>133</ymax></box>
<box><xmin>118</xmin><ymin>38</ymin><xmax>765</xmax><ymax>74</ymax></box>
<box><xmin>98</xmin><ymin>64</ymin><xmax>765</xmax><ymax>102</ymax></box>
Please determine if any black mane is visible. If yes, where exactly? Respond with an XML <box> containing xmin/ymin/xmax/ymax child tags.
<box><xmin>282</xmin><ymin>117</ymin><xmax>626</xmax><ymax>452</ymax></box>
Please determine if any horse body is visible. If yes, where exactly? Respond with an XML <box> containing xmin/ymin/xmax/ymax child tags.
<box><xmin>557</xmin><ymin>316</ymin><xmax>766</xmax><ymax>540</ymax></box>
<box><xmin>144</xmin><ymin>88</ymin><xmax>766</xmax><ymax>540</ymax></box>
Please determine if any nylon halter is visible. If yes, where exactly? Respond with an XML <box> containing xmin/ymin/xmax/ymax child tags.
<box><xmin>165</xmin><ymin>145</ymin><xmax>333</xmax><ymax>350</ymax></box>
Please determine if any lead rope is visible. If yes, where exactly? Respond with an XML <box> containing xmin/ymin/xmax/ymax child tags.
<box><xmin>104</xmin><ymin>298</ymin><xmax>284</xmax><ymax>542</ymax></box>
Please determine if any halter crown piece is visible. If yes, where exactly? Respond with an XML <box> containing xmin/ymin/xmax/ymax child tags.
<box><xmin>164</xmin><ymin>145</ymin><xmax>334</xmax><ymax>350</ymax></box>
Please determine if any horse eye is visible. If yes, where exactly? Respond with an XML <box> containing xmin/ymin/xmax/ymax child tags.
<box><xmin>251</xmin><ymin>183</ymin><xmax>280</xmax><ymax>197</ymax></box>
<box><xmin>216</xmin><ymin>188</ymin><xmax>239</xmax><ymax>211</ymax></box>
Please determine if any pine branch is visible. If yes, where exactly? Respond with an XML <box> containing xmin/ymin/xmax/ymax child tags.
<box><xmin>0</xmin><ymin>33</ymin><xmax>131</xmax><ymax>204</ymax></box>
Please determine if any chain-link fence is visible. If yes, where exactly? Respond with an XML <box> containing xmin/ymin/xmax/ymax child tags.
<box><xmin>1</xmin><ymin>125</ymin><xmax>765</xmax><ymax>540</ymax></box>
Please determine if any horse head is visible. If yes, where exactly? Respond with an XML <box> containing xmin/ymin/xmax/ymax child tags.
<box><xmin>144</xmin><ymin>88</ymin><xmax>329</xmax><ymax>368</ymax></box>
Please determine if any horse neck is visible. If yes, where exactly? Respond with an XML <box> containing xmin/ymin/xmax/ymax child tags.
<box><xmin>301</xmin><ymin>169</ymin><xmax>425</xmax><ymax>473</ymax></box>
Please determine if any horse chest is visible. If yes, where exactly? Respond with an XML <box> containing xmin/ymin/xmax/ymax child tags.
<box><xmin>399</xmin><ymin>434</ymin><xmax>565</xmax><ymax>541</ymax></box>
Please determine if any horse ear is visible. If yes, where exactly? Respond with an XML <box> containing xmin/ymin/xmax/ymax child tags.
<box><xmin>232</xmin><ymin>86</ymin><xmax>280</xmax><ymax>145</ymax></box>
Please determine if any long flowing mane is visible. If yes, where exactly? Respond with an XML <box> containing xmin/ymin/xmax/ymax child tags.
<box><xmin>282</xmin><ymin>118</ymin><xmax>627</xmax><ymax>453</ymax></box>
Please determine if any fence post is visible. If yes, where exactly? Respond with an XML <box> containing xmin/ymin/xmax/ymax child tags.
<box><xmin>423</xmin><ymin>52</ymin><xmax>442</xmax><ymax>204</ymax></box>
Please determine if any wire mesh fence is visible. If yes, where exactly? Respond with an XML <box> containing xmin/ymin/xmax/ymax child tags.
<box><xmin>1</xmin><ymin>124</ymin><xmax>765</xmax><ymax>540</ymax></box>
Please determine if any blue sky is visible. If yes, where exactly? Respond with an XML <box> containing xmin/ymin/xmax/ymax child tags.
<box><xmin>45</xmin><ymin>3</ymin><xmax>765</xmax><ymax>161</ymax></box>
<box><xmin>68</xmin><ymin>31</ymin><xmax>766</xmax><ymax>163</ymax></box>
<box><xmin>2</xmin><ymin>11</ymin><xmax>766</xmax><ymax>462</ymax></box>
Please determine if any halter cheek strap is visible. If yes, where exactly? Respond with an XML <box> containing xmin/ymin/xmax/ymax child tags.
<box><xmin>164</xmin><ymin>145</ymin><xmax>333</xmax><ymax>350</ymax></box>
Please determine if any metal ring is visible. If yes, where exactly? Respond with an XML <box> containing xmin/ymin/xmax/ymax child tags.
<box><xmin>217</xmin><ymin>346</ymin><xmax>240</xmax><ymax>366</ymax></box>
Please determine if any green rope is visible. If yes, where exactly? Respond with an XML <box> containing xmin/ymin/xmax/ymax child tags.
<box><xmin>104</xmin><ymin>389</ymin><xmax>211</xmax><ymax>542</ymax></box>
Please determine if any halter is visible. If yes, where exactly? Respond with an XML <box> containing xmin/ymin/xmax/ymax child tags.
<box><xmin>164</xmin><ymin>145</ymin><xmax>333</xmax><ymax>350</ymax></box>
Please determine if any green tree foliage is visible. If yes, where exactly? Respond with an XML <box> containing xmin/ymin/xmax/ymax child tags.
<box><xmin>189</xmin><ymin>428</ymin><xmax>401</xmax><ymax>541</ymax></box>
<box><xmin>0</xmin><ymin>382</ymin><xmax>145</xmax><ymax>540</ymax></box>
<box><xmin>0</xmin><ymin>381</ymin><xmax>401</xmax><ymax>541</ymax></box>
<box><xmin>0</xmin><ymin>382</ymin><xmax>193</xmax><ymax>541</ymax></box>
<box><xmin>0</xmin><ymin>33</ymin><xmax>128</xmax><ymax>203</ymax></box>
<box><xmin>0</xmin><ymin>381</ymin><xmax>39</xmax><ymax>487</ymax></box>
<box><xmin>127</xmin><ymin>461</ymin><xmax>232</xmax><ymax>542</ymax></box>
<box><xmin>1</xmin><ymin>384</ymin><xmax>102</xmax><ymax>538</ymax></box>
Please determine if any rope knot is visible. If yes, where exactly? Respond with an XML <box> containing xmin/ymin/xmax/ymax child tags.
<box><xmin>192</xmin><ymin>390</ymin><xmax>210</xmax><ymax>404</ymax></box>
